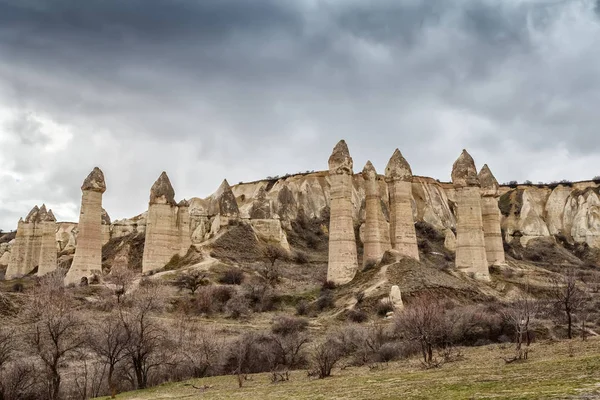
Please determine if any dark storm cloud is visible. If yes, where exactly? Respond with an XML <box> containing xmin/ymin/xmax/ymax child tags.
<box><xmin>1</xmin><ymin>0</ymin><xmax>599</xmax><ymax>229</ymax></box>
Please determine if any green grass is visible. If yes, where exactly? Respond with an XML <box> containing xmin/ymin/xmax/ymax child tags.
<box><xmin>97</xmin><ymin>338</ymin><xmax>600</xmax><ymax>400</ymax></box>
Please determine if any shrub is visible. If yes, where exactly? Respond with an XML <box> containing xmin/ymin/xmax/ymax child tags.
<box><xmin>377</xmin><ymin>342</ymin><xmax>402</xmax><ymax>362</ymax></box>
<box><xmin>316</xmin><ymin>291</ymin><xmax>335</xmax><ymax>312</ymax></box>
<box><xmin>296</xmin><ymin>300</ymin><xmax>309</xmax><ymax>316</ymax></box>
<box><xmin>310</xmin><ymin>337</ymin><xmax>344</xmax><ymax>378</ymax></box>
<box><xmin>292</xmin><ymin>250</ymin><xmax>309</xmax><ymax>264</ymax></box>
<box><xmin>194</xmin><ymin>286</ymin><xmax>235</xmax><ymax>314</ymax></box>
<box><xmin>225</xmin><ymin>295</ymin><xmax>251</xmax><ymax>319</ymax></box>
<box><xmin>244</xmin><ymin>283</ymin><xmax>277</xmax><ymax>312</ymax></box>
<box><xmin>347</xmin><ymin>309</ymin><xmax>368</xmax><ymax>323</ymax></box>
<box><xmin>219</xmin><ymin>268</ymin><xmax>244</xmax><ymax>285</ymax></box>
<box><xmin>415</xmin><ymin>221</ymin><xmax>443</xmax><ymax>241</ymax></box>
<box><xmin>376</xmin><ymin>301</ymin><xmax>394</xmax><ymax>317</ymax></box>
<box><xmin>417</xmin><ymin>239</ymin><xmax>431</xmax><ymax>253</ymax></box>
<box><xmin>363</xmin><ymin>259</ymin><xmax>378</xmax><ymax>271</ymax></box>
<box><xmin>271</xmin><ymin>315</ymin><xmax>309</xmax><ymax>335</ymax></box>
<box><xmin>322</xmin><ymin>280</ymin><xmax>336</xmax><ymax>291</ymax></box>
<box><xmin>11</xmin><ymin>283</ymin><xmax>24</xmax><ymax>293</ymax></box>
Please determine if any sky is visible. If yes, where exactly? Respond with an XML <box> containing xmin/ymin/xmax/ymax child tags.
<box><xmin>1</xmin><ymin>0</ymin><xmax>600</xmax><ymax>230</ymax></box>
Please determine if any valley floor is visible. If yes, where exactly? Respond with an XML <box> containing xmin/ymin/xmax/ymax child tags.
<box><xmin>98</xmin><ymin>338</ymin><xmax>600</xmax><ymax>400</ymax></box>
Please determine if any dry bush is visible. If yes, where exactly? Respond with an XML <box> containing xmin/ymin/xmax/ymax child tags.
<box><xmin>243</xmin><ymin>282</ymin><xmax>277</xmax><ymax>312</ymax></box>
<box><xmin>347</xmin><ymin>309</ymin><xmax>368</xmax><ymax>323</ymax></box>
<box><xmin>309</xmin><ymin>336</ymin><xmax>344</xmax><ymax>379</ymax></box>
<box><xmin>219</xmin><ymin>268</ymin><xmax>244</xmax><ymax>285</ymax></box>
<box><xmin>105</xmin><ymin>264</ymin><xmax>136</xmax><ymax>303</ymax></box>
<box><xmin>225</xmin><ymin>294</ymin><xmax>251</xmax><ymax>319</ymax></box>
<box><xmin>174</xmin><ymin>270</ymin><xmax>209</xmax><ymax>295</ymax></box>
<box><xmin>170</xmin><ymin>317</ymin><xmax>223</xmax><ymax>379</ymax></box>
<box><xmin>501</xmin><ymin>293</ymin><xmax>540</xmax><ymax>362</ymax></box>
<box><xmin>0</xmin><ymin>361</ymin><xmax>39</xmax><ymax>400</ymax></box>
<box><xmin>295</xmin><ymin>300</ymin><xmax>309</xmax><ymax>316</ymax></box>
<box><xmin>292</xmin><ymin>250</ymin><xmax>309</xmax><ymax>264</ymax></box>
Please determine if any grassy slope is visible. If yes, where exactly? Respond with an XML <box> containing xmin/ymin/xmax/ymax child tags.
<box><xmin>97</xmin><ymin>338</ymin><xmax>600</xmax><ymax>400</ymax></box>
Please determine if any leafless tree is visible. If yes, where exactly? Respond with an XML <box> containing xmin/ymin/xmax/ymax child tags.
<box><xmin>174</xmin><ymin>270</ymin><xmax>207</xmax><ymax>295</ymax></box>
<box><xmin>172</xmin><ymin>314</ymin><xmax>222</xmax><ymax>379</ymax></box>
<box><xmin>394</xmin><ymin>295</ymin><xmax>447</xmax><ymax>366</ymax></box>
<box><xmin>119</xmin><ymin>284</ymin><xmax>168</xmax><ymax>390</ymax></box>
<box><xmin>268</xmin><ymin>316</ymin><xmax>310</xmax><ymax>370</ymax></box>
<box><xmin>230</xmin><ymin>333</ymin><xmax>259</xmax><ymax>388</ymax></box>
<box><xmin>106</xmin><ymin>265</ymin><xmax>136</xmax><ymax>303</ymax></box>
<box><xmin>309</xmin><ymin>336</ymin><xmax>343</xmax><ymax>379</ymax></box>
<box><xmin>550</xmin><ymin>267</ymin><xmax>587</xmax><ymax>339</ymax></box>
<box><xmin>87</xmin><ymin>313</ymin><xmax>130</xmax><ymax>398</ymax></box>
<box><xmin>501</xmin><ymin>293</ymin><xmax>539</xmax><ymax>361</ymax></box>
<box><xmin>20</xmin><ymin>270</ymin><xmax>84</xmax><ymax>400</ymax></box>
<box><xmin>261</xmin><ymin>244</ymin><xmax>287</xmax><ymax>286</ymax></box>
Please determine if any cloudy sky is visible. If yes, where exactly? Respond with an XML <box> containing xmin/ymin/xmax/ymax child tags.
<box><xmin>0</xmin><ymin>0</ymin><xmax>599</xmax><ymax>230</ymax></box>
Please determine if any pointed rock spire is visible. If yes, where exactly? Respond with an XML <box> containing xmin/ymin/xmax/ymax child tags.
<box><xmin>385</xmin><ymin>149</ymin><xmax>413</xmax><ymax>182</ymax></box>
<box><xmin>38</xmin><ymin>204</ymin><xmax>48</xmax><ymax>222</ymax></box>
<box><xmin>177</xmin><ymin>199</ymin><xmax>190</xmax><ymax>207</ymax></box>
<box><xmin>328</xmin><ymin>140</ymin><xmax>353</xmax><ymax>175</ymax></box>
<box><xmin>250</xmin><ymin>186</ymin><xmax>271</xmax><ymax>219</ymax></box>
<box><xmin>452</xmin><ymin>149</ymin><xmax>479</xmax><ymax>187</ymax></box>
<box><xmin>478</xmin><ymin>164</ymin><xmax>499</xmax><ymax>196</ymax></box>
<box><xmin>149</xmin><ymin>171</ymin><xmax>176</xmax><ymax>205</ymax></box>
<box><xmin>101</xmin><ymin>208</ymin><xmax>111</xmax><ymax>225</ymax></box>
<box><xmin>81</xmin><ymin>167</ymin><xmax>106</xmax><ymax>193</ymax></box>
<box><xmin>362</xmin><ymin>161</ymin><xmax>377</xmax><ymax>181</ymax></box>
<box><xmin>24</xmin><ymin>206</ymin><xmax>40</xmax><ymax>223</ymax></box>
<box><xmin>216</xmin><ymin>179</ymin><xmax>239</xmax><ymax>217</ymax></box>
<box><xmin>45</xmin><ymin>209</ymin><xmax>57</xmax><ymax>222</ymax></box>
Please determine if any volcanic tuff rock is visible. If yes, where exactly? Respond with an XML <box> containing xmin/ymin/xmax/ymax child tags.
<box><xmin>361</xmin><ymin>161</ymin><xmax>391</xmax><ymax>266</ymax></box>
<box><xmin>65</xmin><ymin>167</ymin><xmax>107</xmax><ymax>285</ymax></box>
<box><xmin>327</xmin><ymin>140</ymin><xmax>359</xmax><ymax>284</ymax></box>
<box><xmin>452</xmin><ymin>151</ymin><xmax>490</xmax><ymax>281</ymax></box>
<box><xmin>385</xmin><ymin>149</ymin><xmax>419</xmax><ymax>260</ymax></box>
<box><xmin>150</xmin><ymin>171</ymin><xmax>176</xmax><ymax>205</ymax></box>
<box><xmin>478</xmin><ymin>165</ymin><xmax>506</xmax><ymax>266</ymax></box>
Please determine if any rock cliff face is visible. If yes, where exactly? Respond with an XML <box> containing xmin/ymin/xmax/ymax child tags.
<box><xmin>327</xmin><ymin>140</ymin><xmax>359</xmax><ymax>285</ymax></box>
<box><xmin>65</xmin><ymin>167</ymin><xmax>106</xmax><ymax>285</ymax></box>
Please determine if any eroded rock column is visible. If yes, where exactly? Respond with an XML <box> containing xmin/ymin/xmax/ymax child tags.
<box><xmin>327</xmin><ymin>140</ymin><xmax>358</xmax><ymax>285</ymax></box>
<box><xmin>177</xmin><ymin>199</ymin><xmax>192</xmax><ymax>257</ymax></box>
<box><xmin>478</xmin><ymin>164</ymin><xmax>506</xmax><ymax>266</ymax></box>
<box><xmin>362</xmin><ymin>161</ymin><xmax>390</xmax><ymax>266</ymax></box>
<box><xmin>385</xmin><ymin>149</ymin><xmax>419</xmax><ymax>260</ymax></box>
<box><xmin>65</xmin><ymin>167</ymin><xmax>107</xmax><ymax>285</ymax></box>
<box><xmin>452</xmin><ymin>150</ymin><xmax>490</xmax><ymax>281</ymax></box>
<box><xmin>142</xmin><ymin>172</ymin><xmax>180</xmax><ymax>274</ymax></box>
<box><xmin>37</xmin><ymin>208</ymin><xmax>57</xmax><ymax>276</ymax></box>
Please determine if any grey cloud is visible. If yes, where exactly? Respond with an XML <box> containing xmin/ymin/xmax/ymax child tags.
<box><xmin>0</xmin><ymin>0</ymin><xmax>599</xmax><ymax>229</ymax></box>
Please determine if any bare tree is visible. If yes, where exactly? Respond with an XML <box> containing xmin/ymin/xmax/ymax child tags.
<box><xmin>261</xmin><ymin>244</ymin><xmax>287</xmax><ymax>286</ymax></box>
<box><xmin>394</xmin><ymin>295</ymin><xmax>447</xmax><ymax>366</ymax></box>
<box><xmin>268</xmin><ymin>316</ymin><xmax>310</xmax><ymax>370</ymax></box>
<box><xmin>174</xmin><ymin>270</ymin><xmax>207</xmax><ymax>295</ymax></box>
<box><xmin>501</xmin><ymin>293</ymin><xmax>539</xmax><ymax>362</ymax></box>
<box><xmin>230</xmin><ymin>333</ymin><xmax>259</xmax><ymax>388</ymax></box>
<box><xmin>119</xmin><ymin>284</ymin><xmax>167</xmax><ymax>390</ymax></box>
<box><xmin>551</xmin><ymin>267</ymin><xmax>587</xmax><ymax>339</ymax></box>
<box><xmin>309</xmin><ymin>336</ymin><xmax>343</xmax><ymax>379</ymax></box>
<box><xmin>87</xmin><ymin>313</ymin><xmax>130</xmax><ymax>398</ymax></box>
<box><xmin>106</xmin><ymin>265</ymin><xmax>136</xmax><ymax>303</ymax></box>
<box><xmin>21</xmin><ymin>271</ymin><xmax>84</xmax><ymax>400</ymax></box>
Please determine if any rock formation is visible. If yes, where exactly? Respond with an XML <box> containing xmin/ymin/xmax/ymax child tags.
<box><xmin>362</xmin><ymin>161</ymin><xmax>390</xmax><ymax>266</ymax></box>
<box><xmin>452</xmin><ymin>151</ymin><xmax>489</xmax><ymax>281</ymax></box>
<box><xmin>327</xmin><ymin>140</ymin><xmax>358</xmax><ymax>285</ymax></box>
<box><xmin>142</xmin><ymin>172</ymin><xmax>191</xmax><ymax>274</ymax></box>
<box><xmin>385</xmin><ymin>149</ymin><xmax>419</xmax><ymax>260</ymax></box>
<box><xmin>65</xmin><ymin>167</ymin><xmax>107</xmax><ymax>285</ymax></box>
<box><xmin>478</xmin><ymin>165</ymin><xmax>506</xmax><ymax>266</ymax></box>
<box><xmin>37</xmin><ymin>208</ymin><xmax>57</xmax><ymax>276</ymax></box>
<box><xmin>389</xmin><ymin>285</ymin><xmax>404</xmax><ymax>310</ymax></box>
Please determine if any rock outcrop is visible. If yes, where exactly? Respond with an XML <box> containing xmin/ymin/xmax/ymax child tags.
<box><xmin>385</xmin><ymin>149</ymin><xmax>419</xmax><ymax>260</ymax></box>
<box><xmin>65</xmin><ymin>167</ymin><xmax>107</xmax><ymax>285</ymax></box>
<box><xmin>142</xmin><ymin>172</ymin><xmax>191</xmax><ymax>274</ymax></box>
<box><xmin>362</xmin><ymin>161</ymin><xmax>391</xmax><ymax>266</ymax></box>
<box><xmin>37</xmin><ymin>208</ymin><xmax>57</xmax><ymax>276</ymax></box>
<box><xmin>327</xmin><ymin>140</ymin><xmax>358</xmax><ymax>285</ymax></box>
<box><xmin>452</xmin><ymin>151</ymin><xmax>489</xmax><ymax>281</ymax></box>
<box><xmin>478</xmin><ymin>165</ymin><xmax>506</xmax><ymax>266</ymax></box>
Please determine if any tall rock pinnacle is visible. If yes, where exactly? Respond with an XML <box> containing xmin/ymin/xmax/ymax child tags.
<box><xmin>327</xmin><ymin>140</ymin><xmax>358</xmax><ymax>284</ymax></box>
<box><xmin>362</xmin><ymin>161</ymin><xmax>391</xmax><ymax>266</ymax></box>
<box><xmin>385</xmin><ymin>149</ymin><xmax>419</xmax><ymax>260</ymax></box>
<box><xmin>65</xmin><ymin>167</ymin><xmax>107</xmax><ymax>285</ymax></box>
<box><xmin>478</xmin><ymin>164</ymin><xmax>506</xmax><ymax>266</ymax></box>
<box><xmin>452</xmin><ymin>151</ymin><xmax>490</xmax><ymax>280</ymax></box>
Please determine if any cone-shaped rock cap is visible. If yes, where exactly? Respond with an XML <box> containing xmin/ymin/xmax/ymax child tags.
<box><xmin>215</xmin><ymin>179</ymin><xmax>239</xmax><ymax>217</ymax></box>
<box><xmin>37</xmin><ymin>204</ymin><xmax>48</xmax><ymax>222</ymax></box>
<box><xmin>478</xmin><ymin>164</ymin><xmax>499</xmax><ymax>196</ymax></box>
<box><xmin>362</xmin><ymin>161</ymin><xmax>378</xmax><ymax>181</ymax></box>
<box><xmin>451</xmin><ymin>150</ymin><xmax>479</xmax><ymax>187</ymax></box>
<box><xmin>45</xmin><ymin>209</ymin><xmax>57</xmax><ymax>222</ymax></box>
<box><xmin>328</xmin><ymin>140</ymin><xmax>353</xmax><ymax>175</ymax></box>
<box><xmin>24</xmin><ymin>205</ymin><xmax>40</xmax><ymax>223</ymax></box>
<box><xmin>81</xmin><ymin>167</ymin><xmax>106</xmax><ymax>193</ymax></box>
<box><xmin>149</xmin><ymin>171</ymin><xmax>176</xmax><ymax>205</ymax></box>
<box><xmin>101</xmin><ymin>208</ymin><xmax>111</xmax><ymax>225</ymax></box>
<box><xmin>385</xmin><ymin>149</ymin><xmax>413</xmax><ymax>182</ymax></box>
<box><xmin>177</xmin><ymin>199</ymin><xmax>190</xmax><ymax>207</ymax></box>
